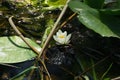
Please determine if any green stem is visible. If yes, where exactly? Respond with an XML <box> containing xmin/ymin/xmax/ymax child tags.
<box><xmin>101</xmin><ymin>63</ymin><xmax>113</xmax><ymax>80</ymax></box>
<box><xmin>10</xmin><ymin>66</ymin><xmax>37</xmax><ymax>80</ymax></box>
<box><xmin>91</xmin><ymin>59</ymin><xmax>97</xmax><ymax>80</ymax></box>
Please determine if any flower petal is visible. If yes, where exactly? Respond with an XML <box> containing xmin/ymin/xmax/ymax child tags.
<box><xmin>57</xmin><ymin>38</ymin><xmax>66</xmax><ymax>44</ymax></box>
<box><xmin>63</xmin><ymin>31</ymin><xmax>67</xmax><ymax>37</ymax></box>
<box><xmin>53</xmin><ymin>35</ymin><xmax>58</xmax><ymax>42</ymax></box>
<box><xmin>65</xmin><ymin>34</ymin><xmax>71</xmax><ymax>44</ymax></box>
<box><xmin>57</xmin><ymin>30</ymin><xmax>62</xmax><ymax>36</ymax></box>
<box><xmin>58</xmin><ymin>40</ymin><xmax>65</xmax><ymax>44</ymax></box>
<box><xmin>53</xmin><ymin>30</ymin><xmax>71</xmax><ymax>45</ymax></box>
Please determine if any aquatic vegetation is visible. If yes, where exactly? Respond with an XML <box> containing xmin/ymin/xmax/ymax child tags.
<box><xmin>0</xmin><ymin>0</ymin><xmax>120</xmax><ymax>80</ymax></box>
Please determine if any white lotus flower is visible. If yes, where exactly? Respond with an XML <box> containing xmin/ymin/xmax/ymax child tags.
<box><xmin>53</xmin><ymin>30</ymin><xmax>71</xmax><ymax>45</ymax></box>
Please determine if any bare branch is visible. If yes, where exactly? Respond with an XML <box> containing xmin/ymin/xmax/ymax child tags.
<box><xmin>8</xmin><ymin>16</ymin><xmax>39</xmax><ymax>55</ymax></box>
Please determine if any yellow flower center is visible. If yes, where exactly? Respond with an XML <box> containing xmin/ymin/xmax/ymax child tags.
<box><xmin>58</xmin><ymin>35</ymin><xmax>65</xmax><ymax>38</ymax></box>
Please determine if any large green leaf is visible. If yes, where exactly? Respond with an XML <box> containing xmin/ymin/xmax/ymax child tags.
<box><xmin>68</xmin><ymin>0</ymin><xmax>120</xmax><ymax>38</ymax></box>
<box><xmin>0</xmin><ymin>36</ymin><xmax>41</xmax><ymax>63</ymax></box>
<box><xmin>100</xmin><ymin>14</ymin><xmax>120</xmax><ymax>37</ymax></box>
<box><xmin>77</xmin><ymin>10</ymin><xmax>118</xmax><ymax>37</ymax></box>
<box><xmin>83</xmin><ymin>0</ymin><xmax>105</xmax><ymax>9</ymax></box>
<box><xmin>68</xmin><ymin>0</ymin><xmax>98</xmax><ymax>14</ymax></box>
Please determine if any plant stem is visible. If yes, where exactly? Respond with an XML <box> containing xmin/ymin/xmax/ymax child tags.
<box><xmin>91</xmin><ymin>59</ymin><xmax>97</xmax><ymax>80</ymax></box>
<box><xmin>101</xmin><ymin>63</ymin><xmax>113</xmax><ymax>80</ymax></box>
<box><xmin>40</xmin><ymin>60</ymin><xmax>51</xmax><ymax>80</ymax></box>
<box><xmin>60</xmin><ymin>13</ymin><xmax>77</xmax><ymax>28</ymax></box>
<box><xmin>8</xmin><ymin>16</ymin><xmax>39</xmax><ymax>55</ymax></box>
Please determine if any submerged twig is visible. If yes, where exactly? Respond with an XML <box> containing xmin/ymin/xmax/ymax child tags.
<box><xmin>60</xmin><ymin>67</ymin><xmax>75</xmax><ymax>77</ymax></box>
<box><xmin>79</xmin><ymin>55</ymin><xmax>112</xmax><ymax>76</ymax></box>
<box><xmin>0</xmin><ymin>63</ymin><xmax>19</xmax><ymax>68</ymax></box>
<box><xmin>60</xmin><ymin>13</ymin><xmax>77</xmax><ymax>28</ymax></box>
<box><xmin>0</xmin><ymin>21</ymin><xmax>5</xmax><ymax>27</ymax></box>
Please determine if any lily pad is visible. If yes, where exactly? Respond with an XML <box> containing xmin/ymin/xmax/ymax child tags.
<box><xmin>0</xmin><ymin>36</ymin><xmax>41</xmax><ymax>63</ymax></box>
<box><xmin>68</xmin><ymin>0</ymin><xmax>120</xmax><ymax>38</ymax></box>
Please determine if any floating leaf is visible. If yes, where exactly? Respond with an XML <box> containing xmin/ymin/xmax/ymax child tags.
<box><xmin>0</xmin><ymin>36</ymin><xmax>41</xmax><ymax>63</ymax></box>
<box><xmin>68</xmin><ymin>0</ymin><xmax>120</xmax><ymax>38</ymax></box>
<box><xmin>77</xmin><ymin>10</ymin><xmax>118</xmax><ymax>37</ymax></box>
<box><xmin>83</xmin><ymin>0</ymin><xmax>105</xmax><ymax>9</ymax></box>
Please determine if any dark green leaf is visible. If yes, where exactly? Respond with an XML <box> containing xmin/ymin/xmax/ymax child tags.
<box><xmin>83</xmin><ymin>0</ymin><xmax>105</xmax><ymax>9</ymax></box>
<box><xmin>100</xmin><ymin>9</ymin><xmax>120</xmax><ymax>15</ymax></box>
<box><xmin>116</xmin><ymin>0</ymin><xmax>120</xmax><ymax>8</ymax></box>
<box><xmin>68</xmin><ymin>0</ymin><xmax>120</xmax><ymax>38</ymax></box>
<box><xmin>77</xmin><ymin>10</ymin><xmax>118</xmax><ymax>37</ymax></box>
<box><xmin>100</xmin><ymin>14</ymin><xmax>120</xmax><ymax>37</ymax></box>
<box><xmin>68</xmin><ymin>0</ymin><xmax>99</xmax><ymax>17</ymax></box>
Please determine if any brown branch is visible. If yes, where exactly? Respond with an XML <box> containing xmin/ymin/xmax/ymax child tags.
<box><xmin>8</xmin><ymin>16</ymin><xmax>39</xmax><ymax>55</ymax></box>
<box><xmin>60</xmin><ymin>13</ymin><xmax>77</xmax><ymax>28</ymax></box>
